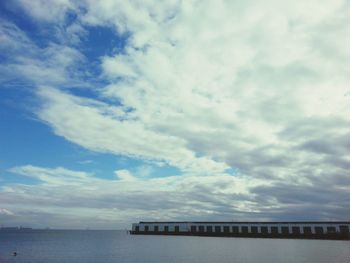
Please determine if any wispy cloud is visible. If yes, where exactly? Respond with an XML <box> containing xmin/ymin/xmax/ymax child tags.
<box><xmin>3</xmin><ymin>164</ymin><xmax>267</xmax><ymax>228</ymax></box>
<box><xmin>4</xmin><ymin>163</ymin><xmax>349</xmax><ymax>228</ymax></box>
<box><xmin>36</xmin><ymin>86</ymin><xmax>229</xmax><ymax>174</ymax></box>
<box><xmin>0</xmin><ymin>208</ymin><xmax>14</xmax><ymax>216</ymax></box>
<box><xmin>8</xmin><ymin>165</ymin><xmax>94</xmax><ymax>185</ymax></box>
<box><xmin>0</xmin><ymin>18</ymin><xmax>88</xmax><ymax>88</ymax></box>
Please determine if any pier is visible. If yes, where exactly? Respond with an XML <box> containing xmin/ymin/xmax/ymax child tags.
<box><xmin>130</xmin><ymin>221</ymin><xmax>350</xmax><ymax>240</ymax></box>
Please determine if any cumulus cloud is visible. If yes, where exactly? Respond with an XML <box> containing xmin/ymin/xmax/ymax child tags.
<box><xmin>1</xmin><ymin>0</ymin><xmax>350</xmax><ymax>227</ymax></box>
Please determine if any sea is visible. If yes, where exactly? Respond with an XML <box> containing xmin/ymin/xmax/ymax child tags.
<box><xmin>0</xmin><ymin>230</ymin><xmax>349</xmax><ymax>263</ymax></box>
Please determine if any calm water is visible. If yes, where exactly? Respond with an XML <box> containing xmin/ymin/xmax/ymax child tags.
<box><xmin>0</xmin><ymin>230</ymin><xmax>349</xmax><ymax>263</ymax></box>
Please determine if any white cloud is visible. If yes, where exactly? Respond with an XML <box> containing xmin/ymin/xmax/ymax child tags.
<box><xmin>14</xmin><ymin>0</ymin><xmax>76</xmax><ymax>23</ymax></box>
<box><xmin>0</xmin><ymin>18</ymin><xmax>87</xmax><ymax>89</ymax></box>
<box><xmin>8</xmin><ymin>165</ymin><xmax>94</xmax><ymax>186</ymax></box>
<box><xmin>4</xmin><ymin>163</ymin><xmax>349</xmax><ymax>228</ymax></box>
<box><xmin>30</xmin><ymin>0</ymin><xmax>350</xmax><ymax>179</ymax></box>
<box><xmin>102</xmin><ymin>55</ymin><xmax>137</xmax><ymax>78</ymax></box>
<box><xmin>37</xmin><ymin>86</ymin><xmax>229</xmax><ymax>174</ymax></box>
<box><xmin>30</xmin><ymin>0</ymin><xmax>350</xmax><ymax>207</ymax></box>
<box><xmin>0</xmin><ymin>208</ymin><xmax>14</xmax><ymax>216</ymax></box>
<box><xmin>4</xmin><ymin>164</ymin><xmax>269</xmax><ymax>228</ymax></box>
<box><xmin>115</xmin><ymin>169</ymin><xmax>136</xmax><ymax>181</ymax></box>
<box><xmin>133</xmin><ymin>165</ymin><xmax>155</xmax><ymax>178</ymax></box>
<box><xmin>2</xmin><ymin>0</ymin><xmax>350</xmax><ymax>226</ymax></box>
<box><xmin>0</xmin><ymin>20</ymin><xmax>36</xmax><ymax>52</ymax></box>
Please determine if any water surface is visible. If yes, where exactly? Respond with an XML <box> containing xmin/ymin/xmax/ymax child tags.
<box><xmin>0</xmin><ymin>230</ymin><xmax>349</xmax><ymax>263</ymax></box>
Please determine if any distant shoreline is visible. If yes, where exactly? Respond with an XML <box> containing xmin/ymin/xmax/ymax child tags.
<box><xmin>0</xmin><ymin>228</ymin><xmax>126</xmax><ymax>231</ymax></box>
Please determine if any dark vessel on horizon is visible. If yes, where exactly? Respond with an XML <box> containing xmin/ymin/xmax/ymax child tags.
<box><xmin>0</xmin><ymin>226</ymin><xmax>33</xmax><ymax>232</ymax></box>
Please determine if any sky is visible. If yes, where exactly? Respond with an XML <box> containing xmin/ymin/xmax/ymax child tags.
<box><xmin>0</xmin><ymin>0</ymin><xmax>350</xmax><ymax>229</ymax></box>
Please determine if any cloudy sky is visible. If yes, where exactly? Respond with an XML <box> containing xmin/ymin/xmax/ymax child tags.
<box><xmin>0</xmin><ymin>0</ymin><xmax>350</xmax><ymax>229</ymax></box>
